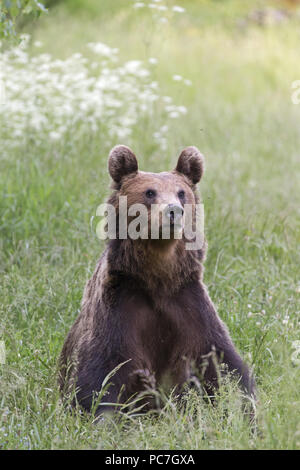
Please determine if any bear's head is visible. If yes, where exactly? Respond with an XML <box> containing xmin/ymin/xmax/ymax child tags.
<box><xmin>107</xmin><ymin>145</ymin><xmax>204</xmax><ymax>249</ymax></box>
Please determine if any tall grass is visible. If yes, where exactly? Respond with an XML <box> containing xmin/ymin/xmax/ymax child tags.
<box><xmin>0</xmin><ymin>0</ymin><xmax>299</xmax><ymax>449</ymax></box>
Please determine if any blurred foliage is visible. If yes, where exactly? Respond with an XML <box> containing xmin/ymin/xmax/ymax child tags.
<box><xmin>0</xmin><ymin>0</ymin><xmax>47</xmax><ymax>40</ymax></box>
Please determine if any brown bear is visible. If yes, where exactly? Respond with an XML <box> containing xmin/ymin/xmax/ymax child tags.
<box><xmin>59</xmin><ymin>145</ymin><xmax>255</xmax><ymax>415</ymax></box>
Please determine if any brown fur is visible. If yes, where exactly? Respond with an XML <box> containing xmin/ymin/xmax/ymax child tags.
<box><xmin>59</xmin><ymin>146</ymin><xmax>255</xmax><ymax>415</ymax></box>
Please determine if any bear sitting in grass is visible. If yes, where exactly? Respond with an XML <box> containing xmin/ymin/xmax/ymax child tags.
<box><xmin>59</xmin><ymin>145</ymin><xmax>255</xmax><ymax>415</ymax></box>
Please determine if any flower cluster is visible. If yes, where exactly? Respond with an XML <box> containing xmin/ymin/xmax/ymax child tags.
<box><xmin>133</xmin><ymin>1</ymin><xmax>185</xmax><ymax>24</ymax></box>
<box><xmin>134</xmin><ymin>1</ymin><xmax>185</xmax><ymax>13</ymax></box>
<box><xmin>0</xmin><ymin>35</ymin><xmax>187</xmax><ymax>153</ymax></box>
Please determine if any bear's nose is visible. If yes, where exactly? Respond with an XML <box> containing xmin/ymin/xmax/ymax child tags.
<box><xmin>164</xmin><ymin>204</ymin><xmax>184</xmax><ymax>224</ymax></box>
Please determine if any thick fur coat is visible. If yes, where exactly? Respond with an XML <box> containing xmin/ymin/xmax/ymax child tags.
<box><xmin>59</xmin><ymin>145</ymin><xmax>255</xmax><ymax>414</ymax></box>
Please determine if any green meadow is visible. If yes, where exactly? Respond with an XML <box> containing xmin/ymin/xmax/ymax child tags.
<box><xmin>0</xmin><ymin>0</ymin><xmax>299</xmax><ymax>449</ymax></box>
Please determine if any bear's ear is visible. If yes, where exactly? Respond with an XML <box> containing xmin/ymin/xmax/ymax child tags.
<box><xmin>108</xmin><ymin>145</ymin><xmax>138</xmax><ymax>183</ymax></box>
<box><xmin>175</xmin><ymin>146</ymin><xmax>204</xmax><ymax>184</ymax></box>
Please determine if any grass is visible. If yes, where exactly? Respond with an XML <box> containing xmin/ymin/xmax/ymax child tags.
<box><xmin>0</xmin><ymin>0</ymin><xmax>300</xmax><ymax>449</ymax></box>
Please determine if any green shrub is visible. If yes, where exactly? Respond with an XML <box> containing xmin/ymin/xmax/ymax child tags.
<box><xmin>0</xmin><ymin>0</ymin><xmax>47</xmax><ymax>40</ymax></box>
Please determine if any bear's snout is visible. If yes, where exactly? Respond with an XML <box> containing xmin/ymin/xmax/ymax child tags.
<box><xmin>164</xmin><ymin>204</ymin><xmax>184</xmax><ymax>225</ymax></box>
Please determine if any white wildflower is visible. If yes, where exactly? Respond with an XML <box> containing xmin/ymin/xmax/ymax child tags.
<box><xmin>172</xmin><ymin>6</ymin><xmax>185</xmax><ymax>13</ymax></box>
<box><xmin>87</xmin><ymin>42</ymin><xmax>118</xmax><ymax>57</ymax></box>
<box><xmin>19</xmin><ymin>34</ymin><xmax>30</xmax><ymax>48</ymax></box>
<box><xmin>156</xmin><ymin>5</ymin><xmax>168</xmax><ymax>11</ymax></box>
<box><xmin>49</xmin><ymin>131</ymin><xmax>61</xmax><ymax>141</ymax></box>
<box><xmin>291</xmin><ymin>341</ymin><xmax>300</xmax><ymax>366</ymax></box>
<box><xmin>178</xmin><ymin>105</ymin><xmax>187</xmax><ymax>114</ymax></box>
<box><xmin>0</xmin><ymin>38</ymin><xmax>188</xmax><ymax>154</ymax></box>
<box><xmin>169</xmin><ymin>111</ymin><xmax>180</xmax><ymax>118</ymax></box>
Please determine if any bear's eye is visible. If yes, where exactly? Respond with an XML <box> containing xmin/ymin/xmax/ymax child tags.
<box><xmin>178</xmin><ymin>190</ymin><xmax>185</xmax><ymax>200</ymax></box>
<box><xmin>145</xmin><ymin>189</ymin><xmax>156</xmax><ymax>199</ymax></box>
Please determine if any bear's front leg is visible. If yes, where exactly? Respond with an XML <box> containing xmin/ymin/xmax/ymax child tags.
<box><xmin>193</xmin><ymin>284</ymin><xmax>256</xmax><ymax>399</ymax></box>
<box><xmin>73</xmin><ymin>285</ymin><xmax>160</xmax><ymax>416</ymax></box>
<box><xmin>199</xmin><ymin>338</ymin><xmax>255</xmax><ymax>399</ymax></box>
